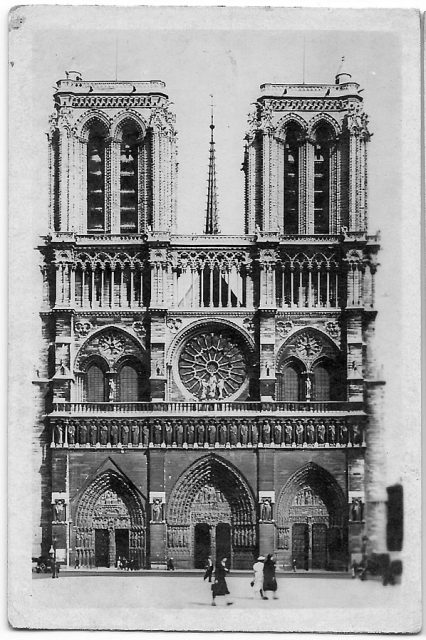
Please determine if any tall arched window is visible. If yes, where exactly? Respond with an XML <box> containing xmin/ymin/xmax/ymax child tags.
<box><xmin>119</xmin><ymin>364</ymin><xmax>140</xmax><ymax>401</ymax></box>
<box><xmin>86</xmin><ymin>364</ymin><xmax>106</xmax><ymax>402</ymax></box>
<box><xmin>313</xmin><ymin>124</ymin><xmax>332</xmax><ymax>234</ymax></box>
<box><xmin>312</xmin><ymin>363</ymin><xmax>330</xmax><ymax>401</ymax></box>
<box><xmin>278</xmin><ymin>362</ymin><xmax>304</xmax><ymax>401</ymax></box>
<box><xmin>284</xmin><ymin>125</ymin><xmax>301</xmax><ymax>234</ymax></box>
<box><xmin>87</xmin><ymin>124</ymin><xmax>107</xmax><ymax>233</ymax></box>
<box><xmin>120</xmin><ymin>125</ymin><xmax>139</xmax><ymax>233</ymax></box>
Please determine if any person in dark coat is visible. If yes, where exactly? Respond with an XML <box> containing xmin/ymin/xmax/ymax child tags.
<box><xmin>263</xmin><ymin>554</ymin><xmax>278</xmax><ymax>599</ymax></box>
<box><xmin>211</xmin><ymin>558</ymin><xmax>233</xmax><ymax>606</ymax></box>
<box><xmin>203</xmin><ymin>555</ymin><xmax>214</xmax><ymax>582</ymax></box>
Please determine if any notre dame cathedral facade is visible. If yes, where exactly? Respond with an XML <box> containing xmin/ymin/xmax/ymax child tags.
<box><xmin>34</xmin><ymin>66</ymin><xmax>387</xmax><ymax>572</ymax></box>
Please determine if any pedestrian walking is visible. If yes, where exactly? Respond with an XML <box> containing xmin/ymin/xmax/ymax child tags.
<box><xmin>211</xmin><ymin>558</ymin><xmax>233</xmax><ymax>606</ymax></box>
<box><xmin>252</xmin><ymin>555</ymin><xmax>267</xmax><ymax>599</ymax></box>
<box><xmin>203</xmin><ymin>555</ymin><xmax>213</xmax><ymax>582</ymax></box>
<box><xmin>263</xmin><ymin>554</ymin><xmax>278</xmax><ymax>599</ymax></box>
<box><xmin>167</xmin><ymin>557</ymin><xmax>175</xmax><ymax>571</ymax></box>
<box><xmin>50</xmin><ymin>554</ymin><xmax>59</xmax><ymax>579</ymax></box>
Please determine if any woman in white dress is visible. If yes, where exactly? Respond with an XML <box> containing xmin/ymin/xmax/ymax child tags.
<box><xmin>252</xmin><ymin>556</ymin><xmax>267</xmax><ymax>599</ymax></box>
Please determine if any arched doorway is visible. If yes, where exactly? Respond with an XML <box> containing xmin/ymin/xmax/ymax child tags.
<box><xmin>73</xmin><ymin>470</ymin><xmax>146</xmax><ymax>569</ymax></box>
<box><xmin>166</xmin><ymin>455</ymin><xmax>256</xmax><ymax>569</ymax></box>
<box><xmin>276</xmin><ymin>463</ymin><xmax>347</xmax><ymax>571</ymax></box>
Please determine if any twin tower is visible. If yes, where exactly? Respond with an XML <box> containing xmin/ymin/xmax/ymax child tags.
<box><xmin>34</xmin><ymin>68</ymin><xmax>386</xmax><ymax>572</ymax></box>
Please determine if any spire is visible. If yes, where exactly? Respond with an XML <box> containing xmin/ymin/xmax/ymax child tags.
<box><xmin>204</xmin><ymin>95</ymin><xmax>219</xmax><ymax>234</ymax></box>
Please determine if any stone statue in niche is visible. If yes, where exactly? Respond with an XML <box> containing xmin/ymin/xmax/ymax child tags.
<box><xmin>197</xmin><ymin>420</ymin><xmax>205</xmax><ymax>446</ymax></box>
<box><xmin>165</xmin><ymin>421</ymin><xmax>173</xmax><ymax>446</ymax></box>
<box><xmin>352</xmin><ymin>424</ymin><xmax>362</xmax><ymax>446</ymax></box>
<box><xmin>262</xmin><ymin>420</ymin><xmax>271</xmax><ymax>444</ymax></box>
<box><xmin>55</xmin><ymin>423</ymin><xmax>63</xmax><ymax>445</ymax></box>
<box><xmin>230</xmin><ymin>422</ymin><xmax>238</xmax><ymax>446</ymax></box>
<box><xmin>305</xmin><ymin>376</ymin><xmax>312</xmax><ymax>400</ymax></box>
<box><xmin>240</xmin><ymin>421</ymin><xmax>248</xmax><ymax>446</ymax></box>
<box><xmin>284</xmin><ymin>421</ymin><xmax>293</xmax><ymax>445</ymax></box>
<box><xmin>110</xmin><ymin>421</ymin><xmax>119</xmax><ymax>446</ymax></box>
<box><xmin>153</xmin><ymin>421</ymin><xmax>162</xmax><ymax>445</ymax></box>
<box><xmin>274</xmin><ymin>421</ymin><xmax>282</xmax><ymax>445</ymax></box>
<box><xmin>131</xmin><ymin>421</ymin><xmax>140</xmax><ymax>445</ymax></box>
<box><xmin>351</xmin><ymin>498</ymin><xmax>363</xmax><ymax>522</ymax></box>
<box><xmin>217</xmin><ymin>377</ymin><xmax>225</xmax><ymax>400</ymax></box>
<box><xmin>79</xmin><ymin>422</ymin><xmax>87</xmax><ymax>445</ymax></box>
<box><xmin>142</xmin><ymin>421</ymin><xmax>150</xmax><ymax>446</ymax></box>
<box><xmin>260</xmin><ymin>498</ymin><xmax>272</xmax><ymax>521</ymax></box>
<box><xmin>108</xmin><ymin>377</ymin><xmax>116</xmax><ymax>402</ymax></box>
<box><xmin>54</xmin><ymin>499</ymin><xmax>65</xmax><ymax>522</ymax></box>
<box><xmin>219</xmin><ymin>422</ymin><xmax>227</xmax><ymax>445</ymax></box>
<box><xmin>175</xmin><ymin>421</ymin><xmax>184</xmax><ymax>446</ymax></box>
<box><xmin>251</xmin><ymin>422</ymin><xmax>258</xmax><ymax>446</ymax></box>
<box><xmin>89</xmin><ymin>422</ymin><xmax>98</xmax><ymax>446</ymax></box>
<box><xmin>100</xmin><ymin>421</ymin><xmax>108</xmax><ymax>445</ymax></box>
<box><xmin>207</xmin><ymin>374</ymin><xmax>218</xmax><ymax>400</ymax></box>
<box><xmin>200</xmin><ymin>378</ymin><xmax>209</xmax><ymax>400</ymax></box>
<box><xmin>68</xmin><ymin>421</ymin><xmax>76</xmax><ymax>445</ymax></box>
<box><xmin>121</xmin><ymin>421</ymin><xmax>129</xmax><ymax>446</ymax></box>
<box><xmin>208</xmin><ymin>422</ymin><xmax>216</xmax><ymax>445</ymax></box>
<box><xmin>152</xmin><ymin>498</ymin><xmax>163</xmax><ymax>522</ymax></box>
<box><xmin>156</xmin><ymin>361</ymin><xmax>163</xmax><ymax>376</ymax></box>
<box><xmin>328</xmin><ymin>421</ymin><xmax>336</xmax><ymax>445</ymax></box>
<box><xmin>296</xmin><ymin>421</ymin><xmax>304</xmax><ymax>445</ymax></box>
<box><xmin>306</xmin><ymin>420</ymin><xmax>315</xmax><ymax>444</ymax></box>
<box><xmin>317</xmin><ymin>421</ymin><xmax>326</xmax><ymax>444</ymax></box>
<box><xmin>339</xmin><ymin>422</ymin><xmax>349</xmax><ymax>445</ymax></box>
<box><xmin>186</xmin><ymin>421</ymin><xmax>194</xmax><ymax>445</ymax></box>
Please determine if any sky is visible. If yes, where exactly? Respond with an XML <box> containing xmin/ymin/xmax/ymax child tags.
<box><xmin>13</xmin><ymin>6</ymin><xmax>419</xmax><ymax>488</ymax></box>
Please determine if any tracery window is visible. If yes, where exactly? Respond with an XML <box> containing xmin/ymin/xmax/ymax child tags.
<box><xmin>313</xmin><ymin>124</ymin><xmax>332</xmax><ymax>234</ymax></box>
<box><xmin>87</xmin><ymin>124</ymin><xmax>107</xmax><ymax>233</ymax></box>
<box><xmin>86</xmin><ymin>364</ymin><xmax>107</xmax><ymax>402</ymax></box>
<box><xmin>119</xmin><ymin>125</ymin><xmax>139</xmax><ymax>233</ymax></box>
<box><xmin>283</xmin><ymin>125</ymin><xmax>301</xmax><ymax>234</ymax></box>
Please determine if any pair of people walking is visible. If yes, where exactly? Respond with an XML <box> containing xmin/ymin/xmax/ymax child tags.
<box><xmin>252</xmin><ymin>554</ymin><xmax>278</xmax><ymax>600</ymax></box>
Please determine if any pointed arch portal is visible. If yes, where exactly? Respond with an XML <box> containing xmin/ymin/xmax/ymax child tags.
<box><xmin>276</xmin><ymin>463</ymin><xmax>347</xmax><ymax>571</ymax></box>
<box><xmin>166</xmin><ymin>455</ymin><xmax>256</xmax><ymax>569</ymax></box>
<box><xmin>74</xmin><ymin>470</ymin><xmax>146</xmax><ymax>569</ymax></box>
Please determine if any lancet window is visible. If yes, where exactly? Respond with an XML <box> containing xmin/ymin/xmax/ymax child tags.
<box><xmin>283</xmin><ymin>124</ymin><xmax>301</xmax><ymax>234</ymax></box>
<box><xmin>119</xmin><ymin>124</ymin><xmax>139</xmax><ymax>233</ymax></box>
<box><xmin>86</xmin><ymin>363</ymin><xmax>107</xmax><ymax>402</ymax></box>
<box><xmin>312</xmin><ymin>363</ymin><xmax>330</xmax><ymax>401</ymax></box>
<box><xmin>277</xmin><ymin>360</ymin><xmax>305</xmax><ymax>402</ymax></box>
<box><xmin>86</xmin><ymin>123</ymin><xmax>107</xmax><ymax>233</ymax></box>
<box><xmin>118</xmin><ymin>364</ymin><xmax>140</xmax><ymax>402</ymax></box>
<box><xmin>313</xmin><ymin>124</ymin><xmax>333</xmax><ymax>234</ymax></box>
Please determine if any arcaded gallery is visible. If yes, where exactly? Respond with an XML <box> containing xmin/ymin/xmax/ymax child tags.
<box><xmin>33</xmin><ymin>66</ymin><xmax>388</xmax><ymax>572</ymax></box>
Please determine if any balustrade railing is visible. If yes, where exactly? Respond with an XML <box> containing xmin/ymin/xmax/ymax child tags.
<box><xmin>51</xmin><ymin>400</ymin><xmax>364</xmax><ymax>415</ymax></box>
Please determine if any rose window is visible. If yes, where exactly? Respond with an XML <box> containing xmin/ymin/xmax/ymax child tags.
<box><xmin>178</xmin><ymin>330</ymin><xmax>247</xmax><ymax>400</ymax></box>
<box><xmin>295</xmin><ymin>333</ymin><xmax>322</xmax><ymax>359</ymax></box>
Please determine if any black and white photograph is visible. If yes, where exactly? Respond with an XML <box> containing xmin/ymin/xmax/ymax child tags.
<box><xmin>8</xmin><ymin>4</ymin><xmax>422</xmax><ymax>633</ymax></box>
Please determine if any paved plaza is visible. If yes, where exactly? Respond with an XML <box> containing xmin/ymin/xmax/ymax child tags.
<box><xmin>23</xmin><ymin>572</ymin><xmax>411</xmax><ymax>633</ymax></box>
